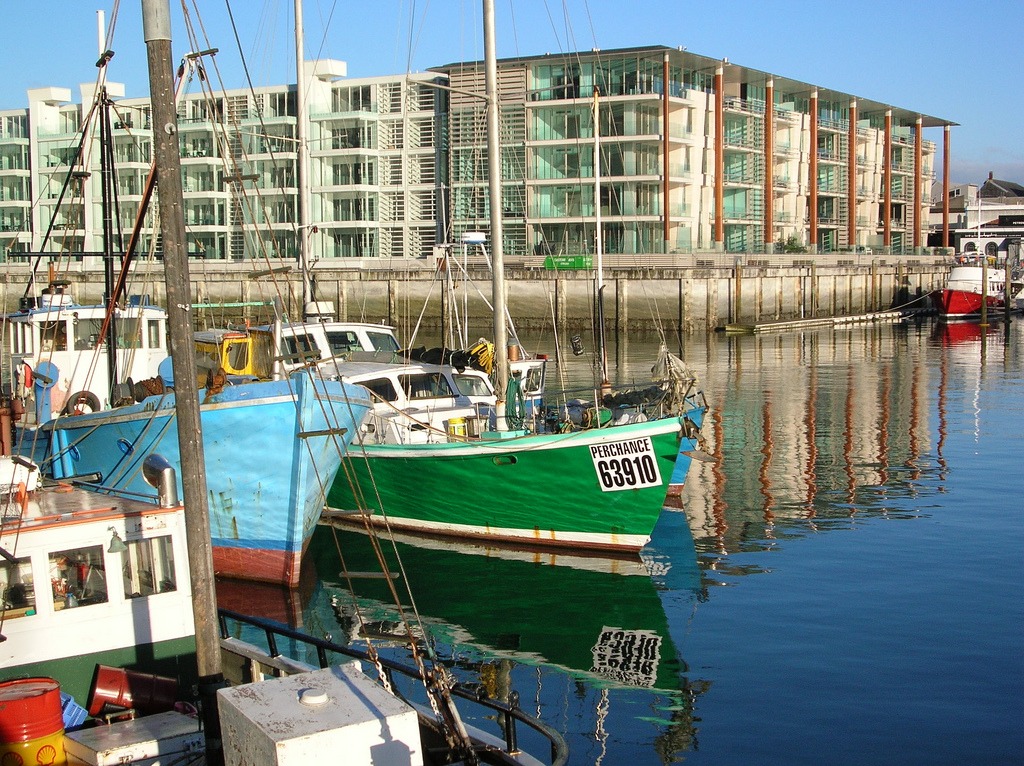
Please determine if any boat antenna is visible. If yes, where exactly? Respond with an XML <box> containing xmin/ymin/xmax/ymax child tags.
<box><xmin>593</xmin><ymin>85</ymin><xmax>610</xmax><ymax>390</ymax></box>
<box><xmin>141</xmin><ymin>3</ymin><xmax>225</xmax><ymax>762</ymax></box>
<box><xmin>295</xmin><ymin>0</ymin><xmax>313</xmax><ymax>313</ymax></box>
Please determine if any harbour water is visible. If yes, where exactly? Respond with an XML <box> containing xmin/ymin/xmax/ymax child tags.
<box><xmin>220</xmin><ymin>318</ymin><xmax>1023</xmax><ymax>765</ymax></box>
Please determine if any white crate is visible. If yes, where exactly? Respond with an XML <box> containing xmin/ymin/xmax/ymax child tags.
<box><xmin>218</xmin><ymin>664</ymin><xmax>422</xmax><ymax>766</ymax></box>
<box><xmin>64</xmin><ymin>711</ymin><xmax>204</xmax><ymax>766</ymax></box>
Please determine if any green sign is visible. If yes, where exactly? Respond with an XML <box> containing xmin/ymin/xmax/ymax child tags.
<box><xmin>543</xmin><ymin>255</ymin><xmax>594</xmax><ymax>270</ymax></box>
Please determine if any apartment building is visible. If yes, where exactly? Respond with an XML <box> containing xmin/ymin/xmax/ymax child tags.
<box><xmin>0</xmin><ymin>62</ymin><xmax>446</xmax><ymax>263</ymax></box>
<box><xmin>436</xmin><ymin>46</ymin><xmax>952</xmax><ymax>260</ymax></box>
<box><xmin>0</xmin><ymin>44</ymin><xmax>953</xmax><ymax>263</ymax></box>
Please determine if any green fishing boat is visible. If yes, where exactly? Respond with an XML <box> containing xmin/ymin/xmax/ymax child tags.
<box><xmin>328</xmin><ymin>414</ymin><xmax>685</xmax><ymax>551</ymax></box>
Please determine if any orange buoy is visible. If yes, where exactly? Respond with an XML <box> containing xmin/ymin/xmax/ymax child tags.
<box><xmin>0</xmin><ymin>677</ymin><xmax>67</xmax><ymax>766</ymax></box>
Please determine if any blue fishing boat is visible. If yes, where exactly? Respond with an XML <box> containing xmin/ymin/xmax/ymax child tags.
<box><xmin>21</xmin><ymin>373</ymin><xmax>372</xmax><ymax>587</ymax></box>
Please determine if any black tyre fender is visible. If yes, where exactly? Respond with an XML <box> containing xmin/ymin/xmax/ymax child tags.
<box><xmin>62</xmin><ymin>391</ymin><xmax>101</xmax><ymax>416</ymax></box>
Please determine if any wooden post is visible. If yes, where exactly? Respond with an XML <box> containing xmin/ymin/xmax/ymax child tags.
<box><xmin>142</xmin><ymin>2</ymin><xmax>224</xmax><ymax>762</ymax></box>
<box><xmin>1005</xmin><ymin>259</ymin><xmax>1012</xmax><ymax>324</ymax></box>
<box><xmin>734</xmin><ymin>260</ymin><xmax>742</xmax><ymax>324</ymax></box>
<box><xmin>980</xmin><ymin>256</ymin><xmax>988</xmax><ymax>326</ymax></box>
<box><xmin>810</xmin><ymin>261</ymin><xmax>817</xmax><ymax>317</ymax></box>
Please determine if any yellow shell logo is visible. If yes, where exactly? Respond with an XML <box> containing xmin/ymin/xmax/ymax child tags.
<box><xmin>1</xmin><ymin>750</ymin><xmax>25</xmax><ymax>766</ymax></box>
<box><xmin>34</xmin><ymin>745</ymin><xmax>58</xmax><ymax>766</ymax></box>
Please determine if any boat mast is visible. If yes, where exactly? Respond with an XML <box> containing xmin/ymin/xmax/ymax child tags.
<box><xmin>98</xmin><ymin>91</ymin><xmax>120</xmax><ymax>396</ymax></box>
<box><xmin>593</xmin><ymin>86</ymin><xmax>609</xmax><ymax>389</ymax></box>
<box><xmin>295</xmin><ymin>0</ymin><xmax>313</xmax><ymax>313</ymax></box>
<box><xmin>141</xmin><ymin>2</ymin><xmax>224</xmax><ymax>760</ymax></box>
<box><xmin>483</xmin><ymin>0</ymin><xmax>509</xmax><ymax>402</ymax></box>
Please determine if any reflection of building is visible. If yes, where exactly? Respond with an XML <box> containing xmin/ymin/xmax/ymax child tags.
<box><xmin>681</xmin><ymin>330</ymin><xmax>934</xmax><ymax>548</ymax></box>
<box><xmin>930</xmin><ymin>174</ymin><xmax>1024</xmax><ymax>260</ymax></box>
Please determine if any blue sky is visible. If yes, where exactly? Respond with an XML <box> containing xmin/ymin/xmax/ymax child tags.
<box><xmin>5</xmin><ymin>0</ymin><xmax>1021</xmax><ymax>185</ymax></box>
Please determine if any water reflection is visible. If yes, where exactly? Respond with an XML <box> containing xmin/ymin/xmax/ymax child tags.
<box><xmin>219</xmin><ymin>510</ymin><xmax>707</xmax><ymax>764</ymax></box>
<box><xmin>215</xmin><ymin>319</ymin><xmax>1021</xmax><ymax>763</ymax></box>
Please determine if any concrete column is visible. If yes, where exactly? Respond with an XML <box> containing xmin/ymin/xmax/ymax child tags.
<box><xmin>387</xmin><ymin>279</ymin><xmax>396</xmax><ymax>326</ymax></box>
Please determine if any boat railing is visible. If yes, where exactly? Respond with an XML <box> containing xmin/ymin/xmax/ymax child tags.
<box><xmin>541</xmin><ymin>378</ymin><xmax>702</xmax><ymax>420</ymax></box>
<box><xmin>218</xmin><ymin>608</ymin><xmax>569</xmax><ymax>766</ymax></box>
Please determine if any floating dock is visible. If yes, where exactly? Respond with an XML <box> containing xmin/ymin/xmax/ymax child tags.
<box><xmin>724</xmin><ymin>310</ymin><xmax>913</xmax><ymax>334</ymax></box>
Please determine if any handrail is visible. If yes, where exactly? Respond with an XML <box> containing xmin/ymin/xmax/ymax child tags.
<box><xmin>218</xmin><ymin>608</ymin><xmax>569</xmax><ymax>766</ymax></box>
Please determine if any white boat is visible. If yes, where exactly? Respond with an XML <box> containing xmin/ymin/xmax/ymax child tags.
<box><xmin>930</xmin><ymin>260</ymin><xmax>1024</xmax><ymax>320</ymax></box>
<box><xmin>0</xmin><ymin>455</ymin><xmax>196</xmax><ymax>711</ymax></box>
<box><xmin>4</xmin><ymin>283</ymin><xmax>168</xmax><ymax>424</ymax></box>
<box><xmin>0</xmin><ymin>457</ymin><xmax>566</xmax><ymax>766</ymax></box>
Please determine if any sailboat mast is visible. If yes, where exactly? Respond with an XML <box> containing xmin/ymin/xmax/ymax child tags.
<box><xmin>483</xmin><ymin>0</ymin><xmax>509</xmax><ymax>397</ymax></box>
<box><xmin>593</xmin><ymin>87</ymin><xmax>609</xmax><ymax>387</ymax></box>
<box><xmin>295</xmin><ymin>0</ymin><xmax>312</xmax><ymax>311</ymax></box>
<box><xmin>141</xmin><ymin>0</ymin><xmax>224</xmax><ymax>755</ymax></box>
<box><xmin>98</xmin><ymin>92</ymin><xmax>120</xmax><ymax>395</ymax></box>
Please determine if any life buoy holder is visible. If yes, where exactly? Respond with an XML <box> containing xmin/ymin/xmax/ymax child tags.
<box><xmin>62</xmin><ymin>391</ymin><xmax>102</xmax><ymax>416</ymax></box>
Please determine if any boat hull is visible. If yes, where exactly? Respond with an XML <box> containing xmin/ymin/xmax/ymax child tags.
<box><xmin>930</xmin><ymin>288</ymin><xmax>1006</xmax><ymax>320</ymax></box>
<box><xmin>666</xmin><ymin>403</ymin><xmax>707</xmax><ymax>495</ymax></box>
<box><xmin>328</xmin><ymin>417</ymin><xmax>684</xmax><ymax>550</ymax></box>
<box><xmin>930</xmin><ymin>264</ymin><xmax>1022</xmax><ymax>320</ymax></box>
<box><xmin>22</xmin><ymin>375</ymin><xmax>372</xmax><ymax>587</ymax></box>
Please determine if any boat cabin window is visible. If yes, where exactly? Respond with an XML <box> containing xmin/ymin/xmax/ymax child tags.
<box><xmin>520</xmin><ymin>365</ymin><xmax>545</xmax><ymax>397</ymax></box>
<box><xmin>195</xmin><ymin>342</ymin><xmax>221</xmax><ymax>376</ymax></box>
<box><xmin>400</xmin><ymin>372</ymin><xmax>454</xmax><ymax>400</ymax></box>
<box><xmin>223</xmin><ymin>339</ymin><xmax>250</xmax><ymax>375</ymax></box>
<box><xmin>40</xmin><ymin>320</ymin><xmax>68</xmax><ymax>352</ymax></box>
<box><xmin>119</xmin><ymin>535</ymin><xmax>176</xmax><ymax>599</ymax></box>
<box><xmin>11</xmin><ymin>323</ymin><xmax>31</xmax><ymax>354</ymax></box>
<box><xmin>365</xmin><ymin>331</ymin><xmax>400</xmax><ymax>353</ymax></box>
<box><xmin>50</xmin><ymin>546</ymin><xmax>108</xmax><ymax>609</ymax></box>
<box><xmin>147</xmin><ymin>320</ymin><xmax>163</xmax><ymax>349</ymax></box>
<box><xmin>281</xmin><ymin>334</ymin><xmax>321</xmax><ymax>365</ymax></box>
<box><xmin>324</xmin><ymin>330</ymin><xmax>362</xmax><ymax>356</ymax></box>
<box><xmin>452</xmin><ymin>373</ymin><xmax>492</xmax><ymax>398</ymax></box>
<box><xmin>74</xmin><ymin>317</ymin><xmax>105</xmax><ymax>350</ymax></box>
<box><xmin>361</xmin><ymin>377</ymin><xmax>399</xmax><ymax>402</ymax></box>
<box><xmin>1</xmin><ymin>556</ymin><xmax>35</xmax><ymax>618</ymax></box>
<box><xmin>117</xmin><ymin>317</ymin><xmax>143</xmax><ymax>349</ymax></box>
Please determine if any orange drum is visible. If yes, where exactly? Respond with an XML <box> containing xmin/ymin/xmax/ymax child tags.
<box><xmin>0</xmin><ymin>677</ymin><xmax>66</xmax><ymax>766</ymax></box>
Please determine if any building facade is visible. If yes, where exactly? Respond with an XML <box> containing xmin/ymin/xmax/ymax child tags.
<box><xmin>0</xmin><ymin>45</ymin><xmax>952</xmax><ymax>265</ymax></box>
<box><xmin>437</xmin><ymin>46</ymin><xmax>949</xmax><ymax>260</ymax></box>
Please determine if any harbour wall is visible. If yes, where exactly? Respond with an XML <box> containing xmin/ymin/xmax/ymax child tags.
<box><xmin>0</xmin><ymin>254</ymin><xmax>946</xmax><ymax>338</ymax></box>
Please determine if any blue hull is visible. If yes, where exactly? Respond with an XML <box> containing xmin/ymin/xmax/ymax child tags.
<box><xmin>669</xmin><ymin>399</ymin><xmax>708</xmax><ymax>489</ymax></box>
<box><xmin>21</xmin><ymin>375</ymin><xmax>371</xmax><ymax>586</ymax></box>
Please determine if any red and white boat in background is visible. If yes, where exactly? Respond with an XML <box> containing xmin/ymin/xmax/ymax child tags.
<box><xmin>931</xmin><ymin>260</ymin><xmax>1024</xmax><ymax>321</ymax></box>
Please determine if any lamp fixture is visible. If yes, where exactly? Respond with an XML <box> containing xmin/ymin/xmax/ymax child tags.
<box><xmin>107</xmin><ymin>527</ymin><xmax>128</xmax><ymax>554</ymax></box>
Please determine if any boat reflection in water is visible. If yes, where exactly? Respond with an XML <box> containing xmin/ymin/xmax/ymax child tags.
<box><xmin>280</xmin><ymin>510</ymin><xmax>708</xmax><ymax>760</ymax></box>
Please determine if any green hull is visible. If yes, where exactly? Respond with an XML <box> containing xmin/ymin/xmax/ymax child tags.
<box><xmin>4</xmin><ymin>637</ymin><xmax>197</xmax><ymax>709</ymax></box>
<box><xmin>329</xmin><ymin>417</ymin><xmax>684</xmax><ymax>549</ymax></box>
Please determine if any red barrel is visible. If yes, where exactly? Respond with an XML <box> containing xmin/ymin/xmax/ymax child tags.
<box><xmin>88</xmin><ymin>665</ymin><xmax>179</xmax><ymax>717</ymax></box>
<box><xmin>0</xmin><ymin>677</ymin><xmax>66</xmax><ymax>766</ymax></box>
